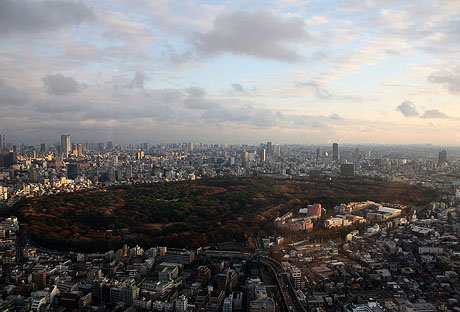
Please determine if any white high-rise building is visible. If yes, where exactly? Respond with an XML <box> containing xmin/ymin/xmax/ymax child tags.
<box><xmin>61</xmin><ymin>134</ymin><xmax>71</xmax><ymax>156</ymax></box>
<box><xmin>223</xmin><ymin>296</ymin><xmax>233</xmax><ymax>312</ymax></box>
<box><xmin>176</xmin><ymin>295</ymin><xmax>188</xmax><ymax>312</ymax></box>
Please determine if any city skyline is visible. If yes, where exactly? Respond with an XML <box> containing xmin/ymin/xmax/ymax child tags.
<box><xmin>0</xmin><ymin>131</ymin><xmax>458</xmax><ymax>149</ymax></box>
<box><xmin>1</xmin><ymin>0</ymin><xmax>460</xmax><ymax>144</ymax></box>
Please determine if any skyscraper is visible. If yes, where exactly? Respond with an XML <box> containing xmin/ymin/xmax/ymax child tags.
<box><xmin>61</xmin><ymin>134</ymin><xmax>71</xmax><ymax>156</ymax></box>
<box><xmin>438</xmin><ymin>150</ymin><xmax>447</xmax><ymax>165</ymax></box>
<box><xmin>67</xmin><ymin>163</ymin><xmax>78</xmax><ymax>180</ymax></box>
<box><xmin>260</xmin><ymin>148</ymin><xmax>266</xmax><ymax>162</ymax></box>
<box><xmin>332</xmin><ymin>143</ymin><xmax>339</xmax><ymax>162</ymax></box>
<box><xmin>316</xmin><ymin>147</ymin><xmax>322</xmax><ymax>161</ymax></box>
<box><xmin>266</xmin><ymin>142</ymin><xmax>273</xmax><ymax>156</ymax></box>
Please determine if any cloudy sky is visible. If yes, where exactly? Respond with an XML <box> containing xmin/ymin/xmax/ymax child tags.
<box><xmin>1</xmin><ymin>0</ymin><xmax>459</xmax><ymax>145</ymax></box>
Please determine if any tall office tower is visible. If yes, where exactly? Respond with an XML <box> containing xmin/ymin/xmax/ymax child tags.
<box><xmin>0</xmin><ymin>133</ymin><xmax>2</xmax><ymax>150</ymax></box>
<box><xmin>40</xmin><ymin>143</ymin><xmax>46</xmax><ymax>153</ymax></box>
<box><xmin>438</xmin><ymin>150</ymin><xmax>447</xmax><ymax>165</ymax></box>
<box><xmin>67</xmin><ymin>163</ymin><xmax>78</xmax><ymax>180</ymax></box>
<box><xmin>260</xmin><ymin>148</ymin><xmax>266</xmax><ymax>162</ymax></box>
<box><xmin>77</xmin><ymin>144</ymin><xmax>83</xmax><ymax>156</ymax></box>
<box><xmin>61</xmin><ymin>134</ymin><xmax>71</xmax><ymax>156</ymax></box>
<box><xmin>72</xmin><ymin>143</ymin><xmax>78</xmax><ymax>155</ymax></box>
<box><xmin>176</xmin><ymin>295</ymin><xmax>188</xmax><ymax>312</ymax></box>
<box><xmin>266</xmin><ymin>142</ymin><xmax>273</xmax><ymax>156</ymax></box>
<box><xmin>2</xmin><ymin>134</ymin><xmax>5</xmax><ymax>148</ymax></box>
<box><xmin>316</xmin><ymin>147</ymin><xmax>322</xmax><ymax>161</ymax></box>
<box><xmin>332</xmin><ymin>143</ymin><xmax>339</xmax><ymax>162</ymax></box>
<box><xmin>241</xmin><ymin>150</ymin><xmax>249</xmax><ymax>166</ymax></box>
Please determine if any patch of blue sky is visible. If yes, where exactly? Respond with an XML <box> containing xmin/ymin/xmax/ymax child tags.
<box><xmin>33</xmin><ymin>46</ymin><xmax>61</xmax><ymax>59</ymax></box>
<box><xmin>337</xmin><ymin>53</ymin><xmax>435</xmax><ymax>91</ymax></box>
<box><xmin>0</xmin><ymin>43</ymin><xmax>23</xmax><ymax>53</ymax></box>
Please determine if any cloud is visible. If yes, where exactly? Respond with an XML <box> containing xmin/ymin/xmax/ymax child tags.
<box><xmin>421</xmin><ymin>109</ymin><xmax>449</xmax><ymax>119</ymax></box>
<box><xmin>201</xmin><ymin>104</ymin><xmax>283</xmax><ymax>127</ymax></box>
<box><xmin>232</xmin><ymin>83</ymin><xmax>245</xmax><ymax>92</ymax></box>
<box><xmin>329</xmin><ymin>114</ymin><xmax>342</xmax><ymax>120</ymax></box>
<box><xmin>192</xmin><ymin>10</ymin><xmax>308</xmax><ymax>62</ymax></box>
<box><xmin>0</xmin><ymin>0</ymin><xmax>94</xmax><ymax>35</ymax></box>
<box><xmin>296</xmin><ymin>81</ymin><xmax>333</xmax><ymax>99</ymax></box>
<box><xmin>184</xmin><ymin>87</ymin><xmax>215</xmax><ymax>109</ymax></box>
<box><xmin>42</xmin><ymin>74</ymin><xmax>80</xmax><ymax>95</ymax></box>
<box><xmin>125</xmin><ymin>72</ymin><xmax>148</xmax><ymax>89</ymax></box>
<box><xmin>34</xmin><ymin>98</ymin><xmax>92</xmax><ymax>114</ymax></box>
<box><xmin>428</xmin><ymin>67</ymin><xmax>460</xmax><ymax>94</ymax></box>
<box><xmin>0</xmin><ymin>79</ymin><xmax>29</xmax><ymax>106</ymax></box>
<box><xmin>397</xmin><ymin>101</ymin><xmax>450</xmax><ymax>119</ymax></box>
<box><xmin>186</xmin><ymin>87</ymin><xmax>205</xmax><ymax>97</ymax></box>
<box><xmin>98</xmin><ymin>11</ymin><xmax>155</xmax><ymax>52</ymax></box>
<box><xmin>396</xmin><ymin>101</ymin><xmax>419</xmax><ymax>117</ymax></box>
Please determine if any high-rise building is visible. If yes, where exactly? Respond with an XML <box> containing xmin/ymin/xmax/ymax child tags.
<box><xmin>260</xmin><ymin>148</ymin><xmax>266</xmax><ymax>162</ymax></box>
<box><xmin>438</xmin><ymin>150</ymin><xmax>447</xmax><ymax>165</ymax></box>
<box><xmin>316</xmin><ymin>147</ymin><xmax>322</xmax><ymax>161</ymax></box>
<box><xmin>61</xmin><ymin>134</ymin><xmax>71</xmax><ymax>156</ymax></box>
<box><xmin>40</xmin><ymin>143</ymin><xmax>46</xmax><ymax>153</ymax></box>
<box><xmin>332</xmin><ymin>143</ymin><xmax>339</xmax><ymax>162</ymax></box>
<box><xmin>223</xmin><ymin>296</ymin><xmax>233</xmax><ymax>312</ymax></box>
<box><xmin>4</xmin><ymin>152</ymin><xmax>17</xmax><ymax>168</ymax></box>
<box><xmin>176</xmin><ymin>295</ymin><xmax>188</xmax><ymax>312</ymax></box>
<box><xmin>266</xmin><ymin>142</ymin><xmax>273</xmax><ymax>156</ymax></box>
<box><xmin>32</xmin><ymin>271</ymin><xmax>47</xmax><ymax>291</ymax></box>
<box><xmin>67</xmin><ymin>163</ymin><xmax>78</xmax><ymax>180</ymax></box>
<box><xmin>121</xmin><ymin>282</ymin><xmax>139</xmax><ymax>306</ymax></box>
<box><xmin>242</xmin><ymin>150</ymin><xmax>249</xmax><ymax>166</ymax></box>
<box><xmin>29</xmin><ymin>168</ymin><xmax>39</xmax><ymax>183</ymax></box>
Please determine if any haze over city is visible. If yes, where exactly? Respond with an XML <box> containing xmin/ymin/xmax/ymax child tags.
<box><xmin>1</xmin><ymin>0</ymin><xmax>459</xmax><ymax>144</ymax></box>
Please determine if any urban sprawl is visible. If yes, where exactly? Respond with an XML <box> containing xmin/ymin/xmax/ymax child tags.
<box><xmin>1</xmin><ymin>134</ymin><xmax>460</xmax><ymax>312</ymax></box>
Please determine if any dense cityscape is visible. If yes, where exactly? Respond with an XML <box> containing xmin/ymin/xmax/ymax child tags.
<box><xmin>2</xmin><ymin>0</ymin><xmax>460</xmax><ymax>311</ymax></box>
<box><xmin>1</xmin><ymin>133</ymin><xmax>459</xmax><ymax>311</ymax></box>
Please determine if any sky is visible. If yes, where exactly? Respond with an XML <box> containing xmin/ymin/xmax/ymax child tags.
<box><xmin>0</xmin><ymin>0</ymin><xmax>459</xmax><ymax>145</ymax></box>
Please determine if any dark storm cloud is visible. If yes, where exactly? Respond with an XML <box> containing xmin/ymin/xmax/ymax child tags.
<box><xmin>193</xmin><ymin>10</ymin><xmax>308</xmax><ymax>62</ymax></box>
<box><xmin>396</xmin><ymin>100</ymin><xmax>419</xmax><ymax>117</ymax></box>
<box><xmin>0</xmin><ymin>79</ymin><xmax>29</xmax><ymax>106</ymax></box>
<box><xmin>0</xmin><ymin>0</ymin><xmax>94</xmax><ymax>35</ymax></box>
<box><xmin>42</xmin><ymin>74</ymin><xmax>80</xmax><ymax>95</ymax></box>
